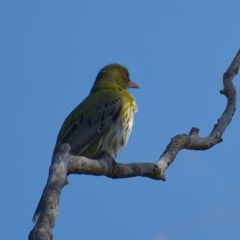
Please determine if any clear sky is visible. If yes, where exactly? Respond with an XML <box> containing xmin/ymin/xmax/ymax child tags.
<box><xmin>1</xmin><ymin>1</ymin><xmax>240</xmax><ymax>240</ymax></box>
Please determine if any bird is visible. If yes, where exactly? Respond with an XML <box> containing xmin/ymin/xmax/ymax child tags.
<box><xmin>31</xmin><ymin>64</ymin><xmax>138</xmax><ymax>224</ymax></box>
<box><xmin>55</xmin><ymin>63</ymin><xmax>139</xmax><ymax>160</ymax></box>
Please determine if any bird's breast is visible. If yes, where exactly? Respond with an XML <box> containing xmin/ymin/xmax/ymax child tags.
<box><xmin>97</xmin><ymin>101</ymin><xmax>137</xmax><ymax>159</ymax></box>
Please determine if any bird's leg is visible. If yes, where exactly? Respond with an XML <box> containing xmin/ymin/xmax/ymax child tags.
<box><xmin>95</xmin><ymin>151</ymin><xmax>116</xmax><ymax>168</ymax></box>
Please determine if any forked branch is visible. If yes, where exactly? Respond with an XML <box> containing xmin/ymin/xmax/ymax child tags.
<box><xmin>29</xmin><ymin>49</ymin><xmax>240</xmax><ymax>240</ymax></box>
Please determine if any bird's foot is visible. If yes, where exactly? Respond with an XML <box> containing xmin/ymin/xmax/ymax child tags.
<box><xmin>95</xmin><ymin>151</ymin><xmax>116</xmax><ymax>168</ymax></box>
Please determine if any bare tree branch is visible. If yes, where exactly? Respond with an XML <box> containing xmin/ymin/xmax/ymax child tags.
<box><xmin>156</xmin><ymin>49</ymin><xmax>239</xmax><ymax>176</ymax></box>
<box><xmin>29</xmin><ymin>49</ymin><xmax>240</xmax><ymax>240</ymax></box>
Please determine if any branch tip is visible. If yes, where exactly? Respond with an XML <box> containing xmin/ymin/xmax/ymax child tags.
<box><xmin>60</xmin><ymin>143</ymin><xmax>71</xmax><ymax>154</ymax></box>
<box><xmin>220</xmin><ymin>89</ymin><xmax>225</xmax><ymax>95</ymax></box>
<box><xmin>189</xmin><ymin>127</ymin><xmax>199</xmax><ymax>135</ymax></box>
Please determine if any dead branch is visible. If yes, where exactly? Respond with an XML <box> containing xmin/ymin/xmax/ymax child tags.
<box><xmin>29</xmin><ymin>49</ymin><xmax>239</xmax><ymax>240</ymax></box>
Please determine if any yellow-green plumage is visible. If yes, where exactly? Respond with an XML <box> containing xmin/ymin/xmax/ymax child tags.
<box><xmin>56</xmin><ymin>64</ymin><xmax>138</xmax><ymax>159</ymax></box>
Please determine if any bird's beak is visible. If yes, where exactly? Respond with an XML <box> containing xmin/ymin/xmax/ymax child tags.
<box><xmin>128</xmin><ymin>80</ymin><xmax>139</xmax><ymax>89</ymax></box>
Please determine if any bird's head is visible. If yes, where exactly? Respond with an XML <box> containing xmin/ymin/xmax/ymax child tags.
<box><xmin>90</xmin><ymin>64</ymin><xmax>139</xmax><ymax>93</ymax></box>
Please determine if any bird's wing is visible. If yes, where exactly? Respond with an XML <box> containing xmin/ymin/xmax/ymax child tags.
<box><xmin>56</xmin><ymin>90</ymin><xmax>122</xmax><ymax>156</ymax></box>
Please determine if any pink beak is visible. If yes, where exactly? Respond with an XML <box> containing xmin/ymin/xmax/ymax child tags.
<box><xmin>128</xmin><ymin>80</ymin><xmax>139</xmax><ymax>89</ymax></box>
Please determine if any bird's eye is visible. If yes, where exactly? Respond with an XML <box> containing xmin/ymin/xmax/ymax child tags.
<box><xmin>123</xmin><ymin>75</ymin><xmax>129</xmax><ymax>82</ymax></box>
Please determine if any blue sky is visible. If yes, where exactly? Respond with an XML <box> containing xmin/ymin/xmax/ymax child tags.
<box><xmin>1</xmin><ymin>1</ymin><xmax>240</xmax><ymax>239</ymax></box>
